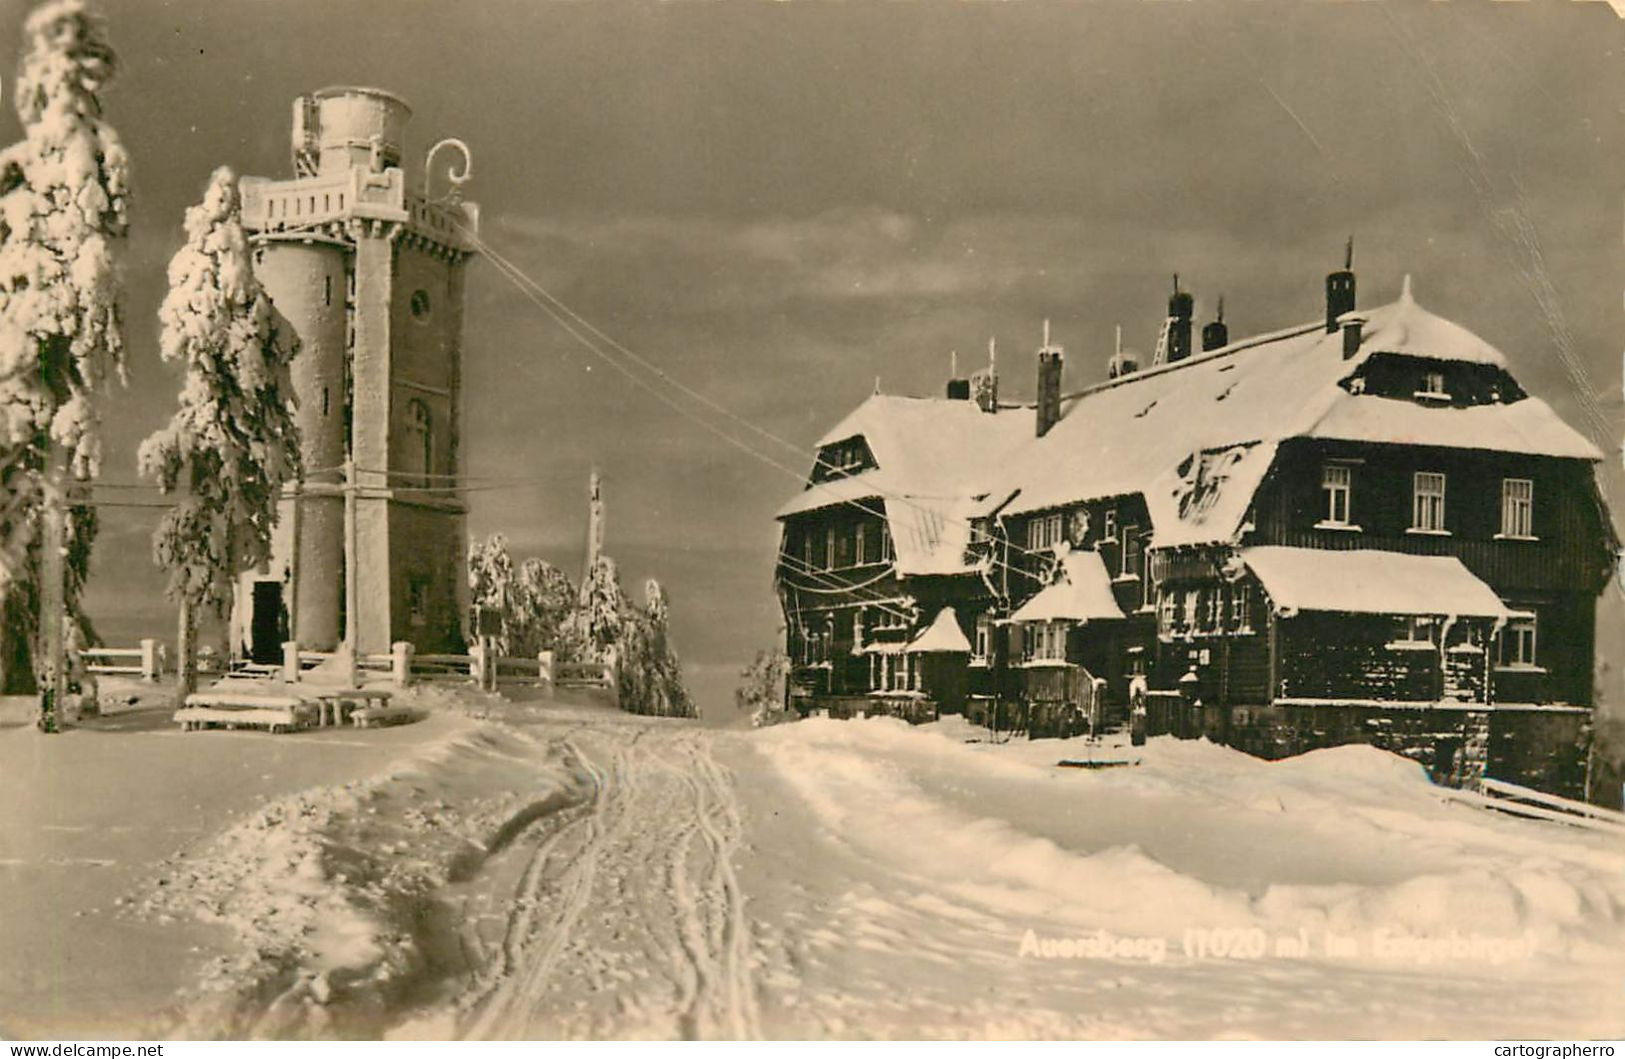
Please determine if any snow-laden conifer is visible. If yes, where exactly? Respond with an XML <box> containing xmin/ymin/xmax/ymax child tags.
<box><xmin>138</xmin><ymin>167</ymin><xmax>299</xmax><ymax>695</ymax></box>
<box><xmin>0</xmin><ymin>1</ymin><xmax>128</xmax><ymax>702</ymax></box>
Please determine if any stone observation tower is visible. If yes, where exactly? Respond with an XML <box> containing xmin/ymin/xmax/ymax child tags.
<box><xmin>233</xmin><ymin>87</ymin><xmax>479</xmax><ymax>660</ymax></box>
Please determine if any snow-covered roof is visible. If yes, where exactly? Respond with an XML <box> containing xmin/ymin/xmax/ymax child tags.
<box><xmin>1008</xmin><ymin>549</ymin><xmax>1126</xmax><ymax>623</ymax></box>
<box><xmin>907</xmin><ymin>607</ymin><xmax>972</xmax><ymax>653</ymax></box>
<box><xmin>1241</xmin><ymin>546</ymin><xmax>1511</xmax><ymax>620</ymax></box>
<box><xmin>999</xmin><ymin>284</ymin><xmax>1601</xmax><ymax>544</ymax></box>
<box><xmin>889</xmin><ymin>496</ymin><xmax>980</xmax><ymax>576</ymax></box>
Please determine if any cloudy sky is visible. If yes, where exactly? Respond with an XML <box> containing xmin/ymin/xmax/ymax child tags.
<box><xmin>9</xmin><ymin>0</ymin><xmax>1620</xmax><ymax>708</ymax></box>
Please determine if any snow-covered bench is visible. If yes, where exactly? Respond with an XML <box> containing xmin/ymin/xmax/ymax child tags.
<box><xmin>174</xmin><ymin>691</ymin><xmax>313</xmax><ymax>733</ymax></box>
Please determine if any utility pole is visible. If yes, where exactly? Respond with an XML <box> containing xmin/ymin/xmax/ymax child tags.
<box><xmin>37</xmin><ymin>443</ymin><xmax>69</xmax><ymax>732</ymax></box>
<box><xmin>582</xmin><ymin>468</ymin><xmax>603</xmax><ymax>588</ymax></box>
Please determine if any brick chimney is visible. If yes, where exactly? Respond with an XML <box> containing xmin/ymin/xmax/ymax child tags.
<box><xmin>945</xmin><ymin>350</ymin><xmax>970</xmax><ymax>400</ymax></box>
<box><xmin>1339</xmin><ymin>311</ymin><xmax>1366</xmax><ymax>360</ymax></box>
<box><xmin>1201</xmin><ymin>296</ymin><xmax>1229</xmax><ymax>352</ymax></box>
<box><xmin>1167</xmin><ymin>275</ymin><xmax>1194</xmax><ymax>363</ymax></box>
<box><xmin>1325</xmin><ymin>237</ymin><xmax>1355</xmax><ymax>333</ymax></box>
<box><xmin>1035</xmin><ymin>320</ymin><xmax>1063</xmax><ymax>438</ymax></box>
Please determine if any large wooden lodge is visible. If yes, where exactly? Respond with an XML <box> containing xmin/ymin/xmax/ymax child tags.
<box><xmin>774</xmin><ymin>261</ymin><xmax>1618</xmax><ymax>798</ymax></box>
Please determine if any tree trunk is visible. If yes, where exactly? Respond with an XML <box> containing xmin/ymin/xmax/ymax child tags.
<box><xmin>37</xmin><ymin>445</ymin><xmax>68</xmax><ymax>732</ymax></box>
<box><xmin>176</xmin><ymin>596</ymin><xmax>197</xmax><ymax>707</ymax></box>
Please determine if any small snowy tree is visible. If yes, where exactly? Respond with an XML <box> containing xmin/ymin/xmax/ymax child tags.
<box><xmin>735</xmin><ymin>646</ymin><xmax>791</xmax><ymax>728</ymax></box>
<box><xmin>468</xmin><ymin>534</ymin><xmax>584</xmax><ymax>659</ymax></box>
<box><xmin>515</xmin><ymin>556</ymin><xmax>580</xmax><ymax>659</ymax></box>
<box><xmin>617</xmin><ymin>578</ymin><xmax>693</xmax><ymax>717</ymax></box>
<box><xmin>138</xmin><ymin>167</ymin><xmax>299</xmax><ymax>699</ymax></box>
<box><xmin>575</xmin><ymin>552</ymin><xmax>629</xmax><ymax>662</ymax></box>
<box><xmin>0</xmin><ymin>1</ymin><xmax>129</xmax><ymax>724</ymax></box>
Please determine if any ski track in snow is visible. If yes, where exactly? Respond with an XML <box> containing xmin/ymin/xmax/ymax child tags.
<box><xmin>456</xmin><ymin>722</ymin><xmax>760</xmax><ymax>1040</ymax></box>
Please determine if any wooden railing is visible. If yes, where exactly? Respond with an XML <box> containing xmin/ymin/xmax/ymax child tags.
<box><xmin>82</xmin><ymin>641</ymin><xmax>163</xmax><ymax>682</ymax></box>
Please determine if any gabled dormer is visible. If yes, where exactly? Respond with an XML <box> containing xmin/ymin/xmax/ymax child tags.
<box><xmin>810</xmin><ymin>435</ymin><xmax>878</xmax><ymax>483</ymax></box>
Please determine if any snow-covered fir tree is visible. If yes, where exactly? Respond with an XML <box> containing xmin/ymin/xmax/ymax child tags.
<box><xmin>138</xmin><ymin>166</ymin><xmax>300</xmax><ymax>696</ymax></box>
<box><xmin>575</xmin><ymin>552</ymin><xmax>629</xmax><ymax>662</ymax></box>
<box><xmin>616</xmin><ymin>579</ymin><xmax>693</xmax><ymax>718</ymax></box>
<box><xmin>468</xmin><ymin>533</ymin><xmax>582</xmax><ymax>658</ymax></box>
<box><xmin>0</xmin><ymin>0</ymin><xmax>128</xmax><ymax>701</ymax></box>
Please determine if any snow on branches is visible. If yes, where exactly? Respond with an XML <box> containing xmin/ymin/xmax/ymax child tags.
<box><xmin>139</xmin><ymin>167</ymin><xmax>300</xmax><ymax>615</ymax></box>
<box><xmin>0</xmin><ymin>0</ymin><xmax>129</xmax><ymax>480</ymax></box>
<box><xmin>468</xmin><ymin>534</ymin><xmax>694</xmax><ymax>717</ymax></box>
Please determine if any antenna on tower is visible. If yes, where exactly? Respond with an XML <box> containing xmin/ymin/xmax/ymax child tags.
<box><xmin>1042</xmin><ymin>318</ymin><xmax>1052</xmax><ymax>349</ymax></box>
<box><xmin>1216</xmin><ymin>295</ymin><xmax>1225</xmax><ymax>323</ymax></box>
<box><xmin>989</xmin><ymin>336</ymin><xmax>997</xmax><ymax>370</ymax></box>
<box><xmin>951</xmin><ymin>350</ymin><xmax>958</xmax><ymax>378</ymax></box>
<box><xmin>1115</xmin><ymin>323</ymin><xmax>1123</xmax><ymax>356</ymax></box>
<box><xmin>1344</xmin><ymin>235</ymin><xmax>1354</xmax><ymax>271</ymax></box>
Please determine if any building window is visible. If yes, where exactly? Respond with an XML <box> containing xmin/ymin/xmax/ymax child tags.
<box><xmin>824</xmin><ymin>526</ymin><xmax>838</xmax><ymax>569</ymax></box>
<box><xmin>1027</xmin><ymin>513</ymin><xmax>1064</xmax><ymax>552</ymax></box>
<box><xmin>973</xmin><ymin>614</ymin><xmax>993</xmax><ymax>663</ymax></box>
<box><xmin>1498</xmin><ymin>614</ymin><xmax>1537</xmax><ymax>668</ymax></box>
<box><xmin>1158</xmin><ymin>590</ymin><xmax>1178</xmax><ymax>639</ymax></box>
<box><xmin>407</xmin><ymin>578</ymin><xmax>429</xmax><ymax>627</ymax></box>
<box><xmin>1501</xmin><ymin>478</ymin><xmax>1534</xmax><ymax>538</ymax></box>
<box><xmin>853</xmin><ymin>609</ymin><xmax>865</xmax><ymax>651</ymax></box>
<box><xmin>1120</xmin><ymin>525</ymin><xmax>1142</xmax><ymax>579</ymax></box>
<box><xmin>1394</xmin><ymin>615</ymin><xmax>1438</xmax><ymax>646</ymax></box>
<box><xmin>1027</xmin><ymin>621</ymin><xmax>1067</xmax><ymax>662</ymax></box>
<box><xmin>1199</xmin><ymin>587</ymin><xmax>1221</xmax><ymax>634</ymax></box>
<box><xmin>410</xmin><ymin>288</ymin><xmax>433</xmax><ymax>322</ymax></box>
<box><xmin>854</xmin><ymin>522</ymin><xmax>867</xmax><ymax>566</ymax></box>
<box><xmin>1229</xmin><ymin>582</ymin><xmax>1254</xmax><ymax>633</ymax></box>
<box><xmin>1321</xmin><ymin>464</ymin><xmax>1352</xmax><ymax>526</ymax></box>
<box><xmin>1412</xmin><ymin>472</ymin><xmax>1446</xmax><ymax>532</ymax></box>
<box><xmin>1417</xmin><ymin>370</ymin><xmax>1448</xmax><ymax>400</ymax></box>
<box><xmin>801</xmin><ymin>531</ymin><xmax>815</xmax><ymax>570</ymax></box>
<box><xmin>880</xmin><ymin>521</ymin><xmax>894</xmax><ymax>562</ymax></box>
<box><xmin>407</xmin><ymin>399</ymin><xmax>433</xmax><ymax>487</ymax></box>
<box><xmin>1180</xmin><ymin>589</ymin><xmax>1198</xmax><ymax>633</ymax></box>
<box><xmin>1103</xmin><ymin>508</ymin><xmax>1118</xmax><ymax>544</ymax></box>
<box><xmin>1141</xmin><ymin>540</ymin><xmax>1154</xmax><ymax>608</ymax></box>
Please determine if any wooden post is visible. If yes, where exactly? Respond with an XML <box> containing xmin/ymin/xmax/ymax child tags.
<box><xmin>176</xmin><ymin>597</ymin><xmax>197</xmax><ymax>708</ymax></box>
<box><xmin>37</xmin><ymin>446</ymin><xmax>69</xmax><ymax>731</ymax></box>
<box><xmin>469</xmin><ymin>639</ymin><xmax>486</xmax><ymax>689</ymax></box>
<box><xmin>139</xmin><ymin>638</ymin><xmax>160</xmax><ymax>683</ymax></box>
<box><xmin>282</xmin><ymin>640</ymin><xmax>300</xmax><ymax>684</ymax></box>
<box><xmin>391</xmin><ymin>640</ymin><xmax>413</xmax><ymax>689</ymax></box>
<box><xmin>537</xmin><ymin>648</ymin><xmax>554</xmax><ymax>697</ymax></box>
<box><xmin>482</xmin><ymin>635</ymin><xmax>498</xmax><ymax>692</ymax></box>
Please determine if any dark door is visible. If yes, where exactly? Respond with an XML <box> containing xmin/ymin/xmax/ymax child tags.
<box><xmin>250</xmin><ymin>581</ymin><xmax>285</xmax><ymax>664</ymax></box>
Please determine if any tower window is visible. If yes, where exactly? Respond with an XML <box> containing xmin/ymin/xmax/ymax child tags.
<box><xmin>324</xmin><ymin>274</ymin><xmax>332</xmax><ymax>307</ymax></box>
<box><xmin>410</xmin><ymin>289</ymin><xmax>433</xmax><ymax>322</ymax></box>
<box><xmin>407</xmin><ymin>399</ymin><xmax>433</xmax><ymax>487</ymax></box>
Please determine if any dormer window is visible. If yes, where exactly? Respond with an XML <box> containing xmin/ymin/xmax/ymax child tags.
<box><xmin>1415</xmin><ymin>370</ymin><xmax>1450</xmax><ymax>402</ymax></box>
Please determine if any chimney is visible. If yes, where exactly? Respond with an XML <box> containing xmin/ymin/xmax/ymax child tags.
<box><xmin>1167</xmin><ymin>275</ymin><xmax>1194</xmax><ymax>363</ymax></box>
<box><xmin>972</xmin><ymin>336</ymin><xmax>1000</xmax><ymax>413</ymax></box>
<box><xmin>1106</xmin><ymin>323</ymin><xmax>1140</xmax><ymax>379</ymax></box>
<box><xmin>1035</xmin><ymin>319</ymin><xmax>1063</xmax><ymax>438</ymax></box>
<box><xmin>1340</xmin><ymin>311</ymin><xmax>1366</xmax><ymax>360</ymax></box>
<box><xmin>1201</xmin><ymin>296</ymin><xmax>1229</xmax><ymax>352</ymax></box>
<box><xmin>1325</xmin><ymin>236</ymin><xmax>1355</xmax><ymax>333</ymax></box>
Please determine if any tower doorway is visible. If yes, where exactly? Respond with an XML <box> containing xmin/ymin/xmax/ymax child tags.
<box><xmin>250</xmin><ymin>581</ymin><xmax>287</xmax><ymax>665</ymax></box>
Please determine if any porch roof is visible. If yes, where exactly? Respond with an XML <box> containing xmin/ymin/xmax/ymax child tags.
<box><xmin>1240</xmin><ymin>546</ymin><xmax>1511</xmax><ymax>620</ymax></box>
<box><xmin>1008</xmin><ymin>549</ymin><xmax>1126</xmax><ymax>624</ymax></box>
<box><xmin>907</xmin><ymin>606</ymin><xmax>972</xmax><ymax>653</ymax></box>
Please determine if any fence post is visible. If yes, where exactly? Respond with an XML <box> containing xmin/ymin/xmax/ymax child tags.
<box><xmin>483</xmin><ymin>636</ymin><xmax>499</xmax><ymax>692</ymax></box>
<box><xmin>391</xmin><ymin>641</ymin><xmax>414</xmax><ymax>689</ymax></box>
<box><xmin>469</xmin><ymin>640</ymin><xmax>487</xmax><ymax>690</ymax></box>
<box><xmin>537</xmin><ymin>649</ymin><xmax>554</xmax><ymax>698</ymax></box>
<box><xmin>282</xmin><ymin>640</ymin><xmax>300</xmax><ymax>684</ymax></box>
<box><xmin>139</xmin><ymin>638</ymin><xmax>160</xmax><ymax>683</ymax></box>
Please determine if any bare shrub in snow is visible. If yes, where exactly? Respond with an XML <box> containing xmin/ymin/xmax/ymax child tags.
<box><xmin>138</xmin><ymin>167</ymin><xmax>300</xmax><ymax>694</ymax></box>
<box><xmin>0</xmin><ymin>0</ymin><xmax>128</xmax><ymax>695</ymax></box>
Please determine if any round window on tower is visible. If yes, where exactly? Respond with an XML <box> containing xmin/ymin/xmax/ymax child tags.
<box><xmin>410</xmin><ymin>289</ymin><xmax>432</xmax><ymax>322</ymax></box>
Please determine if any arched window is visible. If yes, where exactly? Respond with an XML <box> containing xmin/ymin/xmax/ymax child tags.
<box><xmin>407</xmin><ymin>399</ymin><xmax>432</xmax><ymax>487</ymax></box>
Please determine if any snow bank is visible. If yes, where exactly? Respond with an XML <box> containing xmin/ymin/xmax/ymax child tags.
<box><xmin>135</xmin><ymin>707</ymin><xmax>589</xmax><ymax>1039</ymax></box>
<box><xmin>751</xmin><ymin>717</ymin><xmax>1625</xmax><ymax>975</ymax></box>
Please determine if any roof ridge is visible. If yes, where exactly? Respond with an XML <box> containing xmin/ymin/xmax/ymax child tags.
<box><xmin>1058</xmin><ymin>317</ymin><xmax>1330</xmax><ymax>402</ymax></box>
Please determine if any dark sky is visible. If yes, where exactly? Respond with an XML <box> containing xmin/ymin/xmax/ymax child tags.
<box><xmin>11</xmin><ymin>0</ymin><xmax>1619</xmax><ymax>707</ymax></box>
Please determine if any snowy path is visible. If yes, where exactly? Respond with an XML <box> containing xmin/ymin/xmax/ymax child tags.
<box><xmin>451</xmin><ymin>717</ymin><xmax>760</xmax><ymax>1040</ymax></box>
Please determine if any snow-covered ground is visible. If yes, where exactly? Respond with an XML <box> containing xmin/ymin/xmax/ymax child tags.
<box><xmin>3</xmin><ymin>691</ymin><xmax>1621</xmax><ymax>1040</ymax></box>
